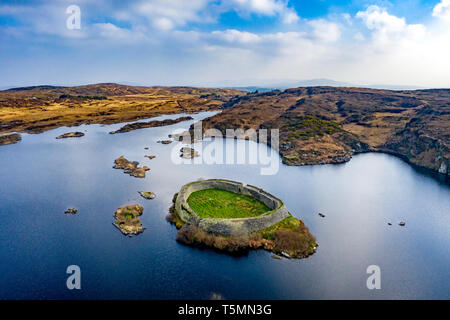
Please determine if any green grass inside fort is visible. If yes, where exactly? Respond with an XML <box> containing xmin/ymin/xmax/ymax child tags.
<box><xmin>187</xmin><ymin>189</ymin><xmax>270</xmax><ymax>219</ymax></box>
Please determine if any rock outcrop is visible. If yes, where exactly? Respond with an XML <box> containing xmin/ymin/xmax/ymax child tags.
<box><xmin>113</xmin><ymin>156</ymin><xmax>150</xmax><ymax>178</ymax></box>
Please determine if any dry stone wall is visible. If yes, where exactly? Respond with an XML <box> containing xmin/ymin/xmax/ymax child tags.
<box><xmin>175</xmin><ymin>179</ymin><xmax>291</xmax><ymax>236</ymax></box>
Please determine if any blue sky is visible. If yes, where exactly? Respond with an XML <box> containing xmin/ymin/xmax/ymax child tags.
<box><xmin>1</xmin><ymin>0</ymin><xmax>449</xmax><ymax>88</ymax></box>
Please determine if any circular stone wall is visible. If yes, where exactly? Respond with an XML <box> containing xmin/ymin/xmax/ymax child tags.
<box><xmin>175</xmin><ymin>179</ymin><xmax>291</xmax><ymax>236</ymax></box>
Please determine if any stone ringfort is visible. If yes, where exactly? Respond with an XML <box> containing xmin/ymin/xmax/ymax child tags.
<box><xmin>175</xmin><ymin>179</ymin><xmax>291</xmax><ymax>237</ymax></box>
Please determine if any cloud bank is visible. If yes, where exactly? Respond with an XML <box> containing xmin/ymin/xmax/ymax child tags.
<box><xmin>0</xmin><ymin>0</ymin><xmax>449</xmax><ymax>88</ymax></box>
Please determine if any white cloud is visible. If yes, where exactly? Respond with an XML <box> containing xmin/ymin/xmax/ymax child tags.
<box><xmin>342</xmin><ymin>13</ymin><xmax>352</xmax><ymax>25</ymax></box>
<box><xmin>356</xmin><ymin>5</ymin><xmax>426</xmax><ymax>47</ymax></box>
<box><xmin>230</xmin><ymin>0</ymin><xmax>299</xmax><ymax>24</ymax></box>
<box><xmin>1</xmin><ymin>1</ymin><xmax>450</xmax><ymax>88</ymax></box>
<box><xmin>211</xmin><ymin>29</ymin><xmax>261</xmax><ymax>44</ymax></box>
<box><xmin>357</xmin><ymin>5</ymin><xmax>406</xmax><ymax>33</ymax></box>
<box><xmin>433</xmin><ymin>0</ymin><xmax>450</xmax><ymax>21</ymax></box>
<box><xmin>308</xmin><ymin>19</ymin><xmax>341</xmax><ymax>42</ymax></box>
<box><xmin>135</xmin><ymin>0</ymin><xmax>213</xmax><ymax>30</ymax></box>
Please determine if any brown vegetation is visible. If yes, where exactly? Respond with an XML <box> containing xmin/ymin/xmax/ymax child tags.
<box><xmin>0</xmin><ymin>83</ymin><xmax>244</xmax><ymax>134</ymax></box>
<box><xmin>199</xmin><ymin>86</ymin><xmax>450</xmax><ymax>176</ymax></box>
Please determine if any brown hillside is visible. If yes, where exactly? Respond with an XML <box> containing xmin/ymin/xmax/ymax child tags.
<box><xmin>0</xmin><ymin>83</ymin><xmax>244</xmax><ymax>134</ymax></box>
<box><xmin>198</xmin><ymin>87</ymin><xmax>450</xmax><ymax>176</ymax></box>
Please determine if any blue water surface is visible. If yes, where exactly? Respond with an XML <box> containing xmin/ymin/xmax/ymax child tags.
<box><xmin>0</xmin><ymin>112</ymin><xmax>449</xmax><ymax>299</ymax></box>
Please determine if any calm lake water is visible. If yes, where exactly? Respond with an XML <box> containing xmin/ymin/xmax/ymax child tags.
<box><xmin>0</xmin><ymin>112</ymin><xmax>449</xmax><ymax>300</ymax></box>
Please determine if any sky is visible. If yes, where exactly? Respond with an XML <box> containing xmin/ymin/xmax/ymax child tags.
<box><xmin>0</xmin><ymin>0</ymin><xmax>450</xmax><ymax>88</ymax></box>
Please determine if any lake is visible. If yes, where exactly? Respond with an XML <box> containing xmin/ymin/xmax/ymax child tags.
<box><xmin>0</xmin><ymin>111</ymin><xmax>449</xmax><ymax>299</ymax></box>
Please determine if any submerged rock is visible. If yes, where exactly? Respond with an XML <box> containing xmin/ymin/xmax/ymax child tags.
<box><xmin>113</xmin><ymin>204</ymin><xmax>144</xmax><ymax>236</ymax></box>
<box><xmin>64</xmin><ymin>208</ymin><xmax>78</xmax><ymax>215</ymax></box>
<box><xmin>113</xmin><ymin>156</ymin><xmax>150</xmax><ymax>178</ymax></box>
<box><xmin>56</xmin><ymin>132</ymin><xmax>84</xmax><ymax>139</ymax></box>
<box><xmin>0</xmin><ymin>133</ymin><xmax>21</xmax><ymax>146</ymax></box>
<box><xmin>138</xmin><ymin>191</ymin><xmax>156</xmax><ymax>200</ymax></box>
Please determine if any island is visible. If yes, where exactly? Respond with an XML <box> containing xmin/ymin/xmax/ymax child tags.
<box><xmin>109</xmin><ymin>116</ymin><xmax>193</xmax><ymax>134</ymax></box>
<box><xmin>157</xmin><ymin>140</ymin><xmax>173</xmax><ymax>144</ymax></box>
<box><xmin>113</xmin><ymin>156</ymin><xmax>150</xmax><ymax>178</ymax></box>
<box><xmin>139</xmin><ymin>191</ymin><xmax>156</xmax><ymax>200</ymax></box>
<box><xmin>64</xmin><ymin>208</ymin><xmax>78</xmax><ymax>215</ymax></box>
<box><xmin>167</xmin><ymin>179</ymin><xmax>317</xmax><ymax>259</ymax></box>
<box><xmin>180</xmin><ymin>147</ymin><xmax>199</xmax><ymax>159</ymax></box>
<box><xmin>56</xmin><ymin>132</ymin><xmax>84</xmax><ymax>139</ymax></box>
<box><xmin>113</xmin><ymin>204</ymin><xmax>145</xmax><ymax>236</ymax></box>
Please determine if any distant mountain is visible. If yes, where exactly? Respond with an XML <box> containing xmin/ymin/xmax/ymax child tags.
<box><xmin>5</xmin><ymin>85</ymin><xmax>67</xmax><ymax>91</ymax></box>
<box><xmin>223</xmin><ymin>79</ymin><xmax>430</xmax><ymax>91</ymax></box>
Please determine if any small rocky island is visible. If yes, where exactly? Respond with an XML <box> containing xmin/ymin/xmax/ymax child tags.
<box><xmin>157</xmin><ymin>140</ymin><xmax>173</xmax><ymax>144</ymax></box>
<box><xmin>113</xmin><ymin>156</ymin><xmax>150</xmax><ymax>178</ymax></box>
<box><xmin>64</xmin><ymin>208</ymin><xmax>78</xmax><ymax>215</ymax></box>
<box><xmin>109</xmin><ymin>116</ymin><xmax>193</xmax><ymax>134</ymax></box>
<box><xmin>180</xmin><ymin>147</ymin><xmax>199</xmax><ymax>159</ymax></box>
<box><xmin>139</xmin><ymin>191</ymin><xmax>156</xmax><ymax>200</ymax></box>
<box><xmin>56</xmin><ymin>132</ymin><xmax>85</xmax><ymax>139</ymax></box>
<box><xmin>167</xmin><ymin>179</ymin><xmax>317</xmax><ymax>259</ymax></box>
<box><xmin>0</xmin><ymin>133</ymin><xmax>21</xmax><ymax>146</ymax></box>
<box><xmin>113</xmin><ymin>204</ymin><xmax>145</xmax><ymax>236</ymax></box>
